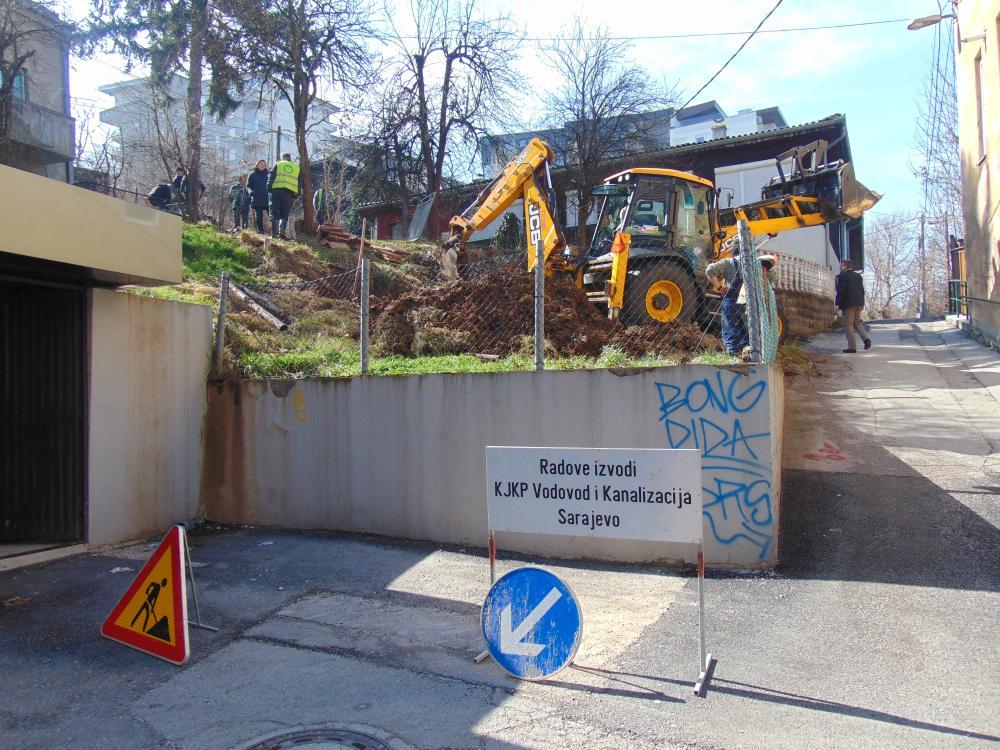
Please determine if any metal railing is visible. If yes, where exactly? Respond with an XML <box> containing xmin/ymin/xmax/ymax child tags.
<box><xmin>74</xmin><ymin>181</ymin><xmax>184</xmax><ymax>215</ymax></box>
<box><xmin>948</xmin><ymin>278</ymin><xmax>969</xmax><ymax>319</ymax></box>
<box><xmin>769</xmin><ymin>252</ymin><xmax>835</xmax><ymax>299</ymax></box>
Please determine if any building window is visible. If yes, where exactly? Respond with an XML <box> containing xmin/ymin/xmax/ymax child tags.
<box><xmin>1</xmin><ymin>69</ymin><xmax>27</xmax><ymax>101</ymax></box>
<box><xmin>974</xmin><ymin>52</ymin><xmax>986</xmax><ymax>161</ymax></box>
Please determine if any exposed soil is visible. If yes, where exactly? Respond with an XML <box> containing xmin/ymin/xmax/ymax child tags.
<box><xmin>373</xmin><ymin>264</ymin><xmax>721</xmax><ymax>359</ymax></box>
<box><xmin>374</xmin><ymin>267</ymin><xmax>613</xmax><ymax>357</ymax></box>
<box><xmin>609</xmin><ymin>322</ymin><xmax>721</xmax><ymax>358</ymax></box>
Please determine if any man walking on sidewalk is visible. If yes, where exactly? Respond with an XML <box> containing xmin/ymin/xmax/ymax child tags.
<box><xmin>835</xmin><ymin>259</ymin><xmax>871</xmax><ymax>353</ymax></box>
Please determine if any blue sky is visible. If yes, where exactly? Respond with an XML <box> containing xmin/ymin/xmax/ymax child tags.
<box><xmin>64</xmin><ymin>0</ymin><xmax>947</xmax><ymax>216</ymax></box>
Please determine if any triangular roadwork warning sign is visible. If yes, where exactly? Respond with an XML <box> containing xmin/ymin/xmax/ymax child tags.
<box><xmin>101</xmin><ymin>525</ymin><xmax>189</xmax><ymax>665</ymax></box>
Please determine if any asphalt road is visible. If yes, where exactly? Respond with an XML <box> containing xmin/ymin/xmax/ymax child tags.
<box><xmin>1</xmin><ymin>320</ymin><xmax>998</xmax><ymax>749</ymax></box>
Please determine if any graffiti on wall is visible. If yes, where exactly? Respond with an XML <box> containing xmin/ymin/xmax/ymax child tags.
<box><xmin>656</xmin><ymin>370</ymin><xmax>773</xmax><ymax>560</ymax></box>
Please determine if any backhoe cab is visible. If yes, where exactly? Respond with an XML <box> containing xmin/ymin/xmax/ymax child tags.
<box><xmin>580</xmin><ymin>169</ymin><xmax>718</xmax><ymax>324</ymax></box>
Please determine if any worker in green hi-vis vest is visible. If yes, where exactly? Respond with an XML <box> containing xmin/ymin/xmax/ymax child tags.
<box><xmin>267</xmin><ymin>153</ymin><xmax>302</xmax><ymax>239</ymax></box>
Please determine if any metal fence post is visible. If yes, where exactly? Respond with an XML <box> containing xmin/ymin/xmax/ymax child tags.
<box><xmin>738</xmin><ymin>220</ymin><xmax>762</xmax><ymax>363</ymax></box>
<box><xmin>212</xmin><ymin>271</ymin><xmax>230</xmax><ymax>378</ymax></box>
<box><xmin>360</xmin><ymin>257</ymin><xmax>370</xmax><ymax>375</ymax></box>
<box><xmin>534</xmin><ymin>251</ymin><xmax>544</xmax><ymax>371</ymax></box>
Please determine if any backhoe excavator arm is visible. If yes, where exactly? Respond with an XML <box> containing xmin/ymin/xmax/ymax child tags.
<box><xmin>444</xmin><ymin>137</ymin><xmax>566</xmax><ymax>271</ymax></box>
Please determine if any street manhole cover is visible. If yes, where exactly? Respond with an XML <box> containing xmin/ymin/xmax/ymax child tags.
<box><xmin>241</xmin><ymin>726</ymin><xmax>393</xmax><ymax>750</ymax></box>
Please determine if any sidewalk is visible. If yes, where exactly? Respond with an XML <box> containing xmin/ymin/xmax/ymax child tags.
<box><xmin>1</xmin><ymin>321</ymin><xmax>998</xmax><ymax>749</ymax></box>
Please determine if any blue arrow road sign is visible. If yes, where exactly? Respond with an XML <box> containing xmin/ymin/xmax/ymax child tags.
<box><xmin>481</xmin><ymin>567</ymin><xmax>582</xmax><ymax>680</ymax></box>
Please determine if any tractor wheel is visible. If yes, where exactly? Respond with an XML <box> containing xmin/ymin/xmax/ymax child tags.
<box><xmin>623</xmin><ymin>264</ymin><xmax>698</xmax><ymax>325</ymax></box>
<box><xmin>777</xmin><ymin>305</ymin><xmax>788</xmax><ymax>347</ymax></box>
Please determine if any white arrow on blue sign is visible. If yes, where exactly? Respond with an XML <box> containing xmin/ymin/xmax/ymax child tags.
<box><xmin>481</xmin><ymin>567</ymin><xmax>582</xmax><ymax>679</ymax></box>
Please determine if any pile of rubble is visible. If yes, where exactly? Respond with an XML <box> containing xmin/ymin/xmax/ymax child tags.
<box><xmin>374</xmin><ymin>269</ymin><xmax>612</xmax><ymax>357</ymax></box>
<box><xmin>373</xmin><ymin>264</ymin><xmax>720</xmax><ymax>359</ymax></box>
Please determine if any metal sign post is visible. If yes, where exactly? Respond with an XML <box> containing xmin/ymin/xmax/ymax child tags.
<box><xmin>182</xmin><ymin>525</ymin><xmax>219</xmax><ymax>633</ymax></box>
<box><xmin>693</xmin><ymin>541</ymin><xmax>717</xmax><ymax>696</ymax></box>
<box><xmin>474</xmin><ymin>530</ymin><xmax>497</xmax><ymax>664</ymax></box>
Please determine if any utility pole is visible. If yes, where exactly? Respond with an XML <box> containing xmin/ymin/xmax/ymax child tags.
<box><xmin>918</xmin><ymin>212</ymin><xmax>928</xmax><ymax>319</ymax></box>
<box><xmin>275</xmin><ymin>125</ymin><xmax>282</xmax><ymax>158</ymax></box>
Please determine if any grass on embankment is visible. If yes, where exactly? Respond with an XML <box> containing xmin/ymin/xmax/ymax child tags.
<box><xmin>132</xmin><ymin>223</ymin><xmax>744</xmax><ymax>379</ymax></box>
<box><xmin>236</xmin><ymin>342</ymin><xmax>740</xmax><ymax>379</ymax></box>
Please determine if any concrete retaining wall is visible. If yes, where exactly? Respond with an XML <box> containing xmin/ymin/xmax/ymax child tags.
<box><xmin>203</xmin><ymin>365</ymin><xmax>784</xmax><ymax>566</ymax></box>
<box><xmin>88</xmin><ymin>290</ymin><xmax>213</xmax><ymax>545</ymax></box>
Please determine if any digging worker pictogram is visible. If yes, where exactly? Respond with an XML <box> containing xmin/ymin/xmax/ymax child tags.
<box><xmin>130</xmin><ymin>578</ymin><xmax>168</xmax><ymax>635</ymax></box>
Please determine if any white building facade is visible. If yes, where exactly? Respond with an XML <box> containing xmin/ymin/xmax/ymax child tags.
<box><xmin>99</xmin><ymin>75</ymin><xmax>339</xmax><ymax>193</ymax></box>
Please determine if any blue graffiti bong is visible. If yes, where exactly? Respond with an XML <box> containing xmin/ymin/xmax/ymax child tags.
<box><xmin>656</xmin><ymin>370</ymin><xmax>773</xmax><ymax>560</ymax></box>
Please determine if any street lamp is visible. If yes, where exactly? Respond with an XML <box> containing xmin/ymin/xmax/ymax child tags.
<box><xmin>907</xmin><ymin>14</ymin><xmax>954</xmax><ymax>31</ymax></box>
<box><xmin>908</xmin><ymin>12</ymin><xmax>986</xmax><ymax>43</ymax></box>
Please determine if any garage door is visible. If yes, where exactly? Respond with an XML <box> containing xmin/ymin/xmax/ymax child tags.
<box><xmin>0</xmin><ymin>282</ymin><xmax>86</xmax><ymax>543</ymax></box>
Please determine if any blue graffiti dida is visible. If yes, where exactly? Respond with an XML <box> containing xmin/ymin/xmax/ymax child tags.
<box><xmin>656</xmin><ymin>370</ymin><xmax>773</xmax><ymax>560</ymax></box>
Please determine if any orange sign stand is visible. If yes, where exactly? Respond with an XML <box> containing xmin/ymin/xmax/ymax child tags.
<box><xmin>101</xmin><ymin>525</ymin><xmax>190</xmax><ymax>665</ymax></box>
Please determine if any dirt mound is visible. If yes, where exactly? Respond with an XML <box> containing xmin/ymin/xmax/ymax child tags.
<box><xmin>237</xmin><ymin>231</ymin><xmax>342</xmax><ymax>281</ymax></box>
<box><xmin>609</xmin><ymin>322</ymin><xmax>719</xmax><ymax>358</ymax></box>
<box><xmin>778</xmin><ymin>344</ymin><xmax>827</xmax><ymax>377</ymax></box>
<box><xmin>372</xmin><ymin>265</ymin><xmax>728</xmax><ymax>359</ymax></box>
<box><xmin>374</xmin><ymin>267</ymin><xmax>613</xmax><ymax>357</ymax></box>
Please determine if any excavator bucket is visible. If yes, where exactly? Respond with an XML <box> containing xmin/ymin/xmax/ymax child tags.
<box><xmin>838</xmin><ymin>162</ymin><xmax>882</xmax><ymax>219</ymax></box>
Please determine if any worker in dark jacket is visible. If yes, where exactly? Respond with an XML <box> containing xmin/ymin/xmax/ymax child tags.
<box><xmin>171</xmin><ymin>166</ymin><xmax>205</xmax><ymax>210</ymax></box>
<box><xmin>267</xmin><ymin>153</ymin><xmax>301</xmax><ymax>239</ymax></box>
<box><xmin>228</xmin><ymin>175</ymin><xmax>252</xmax><ymax>231</ymax></box>
<box><xmin>147</xmin><ymin>182</ymin><xmax>172</xmax><ymax>210</ymax></box>
<box><xmin>247</xmin><ymin>159</ymin><xmax>270</xmax><ymax>234</ymax></box>
<box><xmin>835</xmin><ymin>259</ymin><xmax>871</xmax><ymax>353</ymax></box>
<box><xmin>171</xmin><ymin>167</ymin><xmax>187</xmax><ymax>202</ymax></box>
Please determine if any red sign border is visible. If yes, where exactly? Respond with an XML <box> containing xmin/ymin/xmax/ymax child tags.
<box><xmin>101</xmin><ymin>525</ymin><xmax>189</xmax><ymax>665</ymax></box>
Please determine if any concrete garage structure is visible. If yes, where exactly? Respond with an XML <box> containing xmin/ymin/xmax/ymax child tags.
<box><xmin>0</xmin><ymin>165</ymin><xmax>212</xmax><ymax>564</ymax></box>
<box><xmin>203</xmin><ymin>365</ymin><xmax>784</xmax><ymax>566</ymax></box>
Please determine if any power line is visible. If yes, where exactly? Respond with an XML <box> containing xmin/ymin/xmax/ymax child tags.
<box><xmin>676</xmin><ymin>0</ymin><xmax>786</xmax><ymax>112</ymax></box>
<box><xmin>508</xmin><ymin>16</ymin><xmax>908</xmax><ymax>43</ymax></box>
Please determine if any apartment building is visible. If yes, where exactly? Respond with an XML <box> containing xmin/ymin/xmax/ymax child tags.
<box><xmin>1</xmin><ymin>0</ymin><xmax>74</xmax><ymax>182</ymax></box>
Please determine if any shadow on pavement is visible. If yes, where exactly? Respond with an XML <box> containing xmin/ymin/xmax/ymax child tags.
<box><xmin>708</xmin><ymin>678</ymin><xmax>1000</xmax><ymax>743</ymax></box>
<box><xmin>778</xmin><ymin>469</ymin><xmax>1000</xmax><ymax>592</ymax></box>
<box><xmin>777</xmin><ymin>328</ymin><xmax>1000</xmax><ymax>592</ymax></box>
<box><xmin>0</xmin><ymin>528</ymin><xmax>542</xmax><ymax>749</ymax></box>
<box><xmin>557</xmin><ymin>664</ymin><xmax>686</xmax><ymax>703</ymax></box>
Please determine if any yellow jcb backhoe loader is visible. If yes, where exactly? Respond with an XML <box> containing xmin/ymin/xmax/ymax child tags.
<box><xmin>444</xmin><ymin>137</ymin><xmax>880</xmax><ymax>333</ymax></box>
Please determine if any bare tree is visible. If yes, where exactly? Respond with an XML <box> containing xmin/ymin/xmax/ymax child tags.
<box><xmin>0</xmin><ymin>0</ymin><xmax>61</xmax><ymax>168</ymax></box>
<box><xmin>350</xmin><ymin>79</ymin><xmax>427</xmax><ymax>236</ymax></box>
<box><xmin>216</xmin><ymin>0</ymin><xmax>379</xmax><ymax>234</ymax></box>
<box><xmin>384</xmin><ymin>0</ymin><xmax>522</xmax><ymax>238</ymax></box>
<box><xmin>863</xmin><ymin>212</ymin><xmax>919</xmax><ymax>320</ymax></box>
<box><xmin>74</xmin><ymin>102</ymin><xmax>129</xmax><ymax>193</ymax></box>
<box><xmin>543</xmin><ymin>17</ymin><xmax>676</xmax><ymax>247</ymax></box>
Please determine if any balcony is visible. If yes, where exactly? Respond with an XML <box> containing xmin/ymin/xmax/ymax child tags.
<box><xmin>9</xmin><ymin>98</ymin><xmax>75</xmax><ymax>164</ymax></box>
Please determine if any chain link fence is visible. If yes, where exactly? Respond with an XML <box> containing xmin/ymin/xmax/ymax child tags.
<box><xmin>212</xmin><ymin>221</ymin><xmax>780</xmax><ymax>379</ymax></box>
